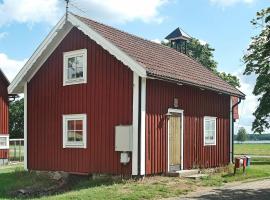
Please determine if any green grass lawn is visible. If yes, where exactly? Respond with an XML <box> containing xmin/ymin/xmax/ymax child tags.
<box><xmin>1</xmin><ymin>142</ymin><xmax>270</xmax><ymax>200</ymax></box>
<box><xmin>198</xmin><ymin>164</ymin><xmax>270</xmax><ymax>187</ymax></box>
<box><xmin>0</xmin><ymin>164</ymin><xmax>193</xmax><ymax>200</ymax></box>
<box><xmin>234</xmin><ymin>144</ymin><xmax>270</xmax><ymax>156</ymax></box>
<box><xmin>0</xmin><ymin>163</ymin><xmax>270</xmax><ymax>200</ymax></box>
<box><xmin>0</xmin><ymin>165</ymin><xmax>57</xmax><ymax>199</ymax></box>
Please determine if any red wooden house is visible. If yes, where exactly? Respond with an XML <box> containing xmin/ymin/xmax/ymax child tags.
<box><xmin>0</xmin><ymin>69</ymin><xmax>9</xmax><ymax>165</ymax></box>
<box><xmin>8</xmin><ymin>13</ymin><xmax>244</xmax><ymax>175</ymax></box>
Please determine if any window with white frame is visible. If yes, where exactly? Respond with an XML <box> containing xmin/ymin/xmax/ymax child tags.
<box><xmin>63</xmin><ymin>114</ymin><xmax>87</xmax><ymax>148</ymax></box>
<box><xmin>63</xmin><ymin>49</ymin><xmax>87</xmax><ymax>86</ymax></box>
<box><xmin>204</xmin><ymin>116</ymin><xmax>216</xmax><ymax>146</ymax></box>
<box><xmin>0</xmin><ymin>135</ymin><xmax>9</xmax><ymax>149</ymax></box>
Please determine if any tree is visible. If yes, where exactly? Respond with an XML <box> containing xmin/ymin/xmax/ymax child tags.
<box><xmin>9</xmin><ymin>98</ymin><xmax>24</xmax><ymax>138</ymax></box>
<box><xmin>186</xmin><ymin>38</ymin><xmax>218</xmax><ymax>72</ymax></box>
<box><xmin>236</xmin><ymin>127</ymin><xmax>248</xmax><ymax>143</ymax></box>
<box><xmin>243</xmin><ymin>7</ymin><xmax>270</xmax><ymax>133</ymax></box>
<box><xmin>163</xmin><ymin>38</ymin><xmax>240</xmax><ymax>88</ymax></box>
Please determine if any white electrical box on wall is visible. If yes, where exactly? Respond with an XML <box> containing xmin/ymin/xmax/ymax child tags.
<box><xmin>115</xmin><ymin>125</ymin><xmax>133</xmax><ymax>152</ymax></box>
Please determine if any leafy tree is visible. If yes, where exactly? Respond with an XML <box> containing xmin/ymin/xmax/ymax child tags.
<box><xmin>236</xmin><ymin>127</ymin><xmax>248</xmax><ymax>143</ymax></box>
<box><xmin>217</xmin><ymin>72</ymin><xmax>240</xmax><ymax>88</ymax></box>
<box><xmin>186</xmin><ymin>38</ymin><xmax>218</xmax><ymax>72</ymax></box>
<box><xmin>163</xmin><ymin>38</ymin><xmax>240</xmax><ymax>88</ymax></box>
<box><xmin>243</xmin><ymin>7</ymin><xmax>270</xmax><ymax>133</ymax></box>
<box><xmin>9</xmin><ymin>98</ymin><xmax>24</xmax><ymax>138</ymax></box>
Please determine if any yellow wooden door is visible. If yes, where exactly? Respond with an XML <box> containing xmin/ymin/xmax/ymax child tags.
<box><xmin>169</xmin><ymin>114</ymin><xmax>181</xmax><ymax>170</ymax></box>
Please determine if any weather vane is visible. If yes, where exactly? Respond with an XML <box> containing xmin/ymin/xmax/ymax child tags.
<box><xmin>65</xmin><ymin>0</ymin><xmax>70</xmax><ymax>20</ymax></box>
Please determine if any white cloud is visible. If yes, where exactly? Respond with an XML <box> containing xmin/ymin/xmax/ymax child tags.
<box><xmin>209</xmin><ymin>0</ymin><xmax>255</xmax><ymax>7</ymax></box>
<box><xmin>0</xmin><ymin>53</ymin><xmax>27</xmax><ymax>82</ymax></box>
<box><xmin>151</xmin><ymin>39</ymin><xmax>162</xmax><ymax>43</ymax></box>
<box><xmin>199</xmin><ymin>39</ymin><xmax>207</xmax><ymax>46</ymax></box>
<box><xmin>233</xmin><ymin>69</ymin><xmax>259</xmax><ymax>134</ymax></box>
<box><xmin>0</xmin><ymin>0</ymin><xmax>169</xmax><ymax>27</ymax></box>
<box><xmin>0</xmin><ymin>0</ymin><xmax>62</xmax><ymax>27</ymax></box>
<box><xmin>0</xmin><ymin>32</ymin><xmax>8</xmax><ymax>40</ymax></box>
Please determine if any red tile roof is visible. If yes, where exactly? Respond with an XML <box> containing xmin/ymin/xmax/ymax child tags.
<box><xmin>75</xmin><ymin>14</ymin><xmax>245</xmax><ymax>98</ymax></box>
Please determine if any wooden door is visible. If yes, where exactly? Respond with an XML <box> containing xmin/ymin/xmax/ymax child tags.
<box><xmin>169</xmin><ymin>114</ymin><xmax>182</xmax><ymax>171</ymax></box>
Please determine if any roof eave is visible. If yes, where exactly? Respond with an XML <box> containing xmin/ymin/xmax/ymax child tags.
<box><xmin>147</xmin><ymin>73</ymin><xmax>245</xmax><ymax>99</ymax></box>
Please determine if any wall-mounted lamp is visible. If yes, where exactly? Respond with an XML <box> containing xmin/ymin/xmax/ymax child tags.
<box><xmin>174</xmin><ymin>98</ymin><xmax>179</xmax><ymax>108</ymax></box>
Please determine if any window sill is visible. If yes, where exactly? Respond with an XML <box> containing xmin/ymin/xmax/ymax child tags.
<box><xmin>63</xmin><ymin>79</ymin><xmax>87</xmax><ymax>86</ymax></box>
<box><xmin>63</xmin><ymin>143</ymin><xmax>86</xmax><ymax>149</ymax></box>
<box><xmin>204</xmin><ymin>143</ymin><xmax>216</xmax><ymax>146</ymax></box>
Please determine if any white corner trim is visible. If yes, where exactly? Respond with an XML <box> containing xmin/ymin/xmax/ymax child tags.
<box><xmin>62</xmin><ymin>114</ymin><xmax>87</xmax><ymax>149</ymax></box>
<box><xmin>167</xmin><ymin>108</ymin><xmax>184</xmax><ymax>172</ymax></box>
<box><xmin>203</xmin><ymin>116</ymin><xmax>217</xmax><ymax>146</ymax></box>
<box><xmin>0</xmin><ymin>135</ymin><xmax>9</xmax><ymax>150</ymax></box>
<box><xmin>140</xmin><ymin>77</ymin><xmax>146</xmax><ymax>175</ymax></box>
<box><xmin>24</xmin><ymin>83</ymin><xmax>28</xmax><ymax>170</ymax></box>
<box><xmin>68</xmin><ymin>14</ymin><xmax>147</xmax><ymax>78</ymax></box>
<box><xmin>63</xmin><ymin>49</ymin><xmax>87</xmax><ymax>86</ymax></box>
<box><xmin>132</xmin><ymin>72</ymin><xmax>139</xmax><ymax>175</ymax></box>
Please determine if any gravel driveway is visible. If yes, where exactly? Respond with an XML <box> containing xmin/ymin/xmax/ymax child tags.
<box><xmin>175</xmin><ymin>179</ymin><xmax>270</xmax><ymax>200</ymax></box>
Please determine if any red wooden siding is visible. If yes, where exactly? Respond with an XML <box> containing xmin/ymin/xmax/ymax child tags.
<box><xmin>0</xmin><ymin>74</ymin><xmax>9</xmax><ymax>159</ymax></box>
<box><xmin>145</xmin><ymin>79</ymin><xmax>230</xmax><ymax>174</ymax></box>
<box><xmin>232</xmin><ymin>97</ymin><xmax>239</xmax><ymax>120</ymax></box>
<box><xmin>27</xmin><ymin>28</ymin><xmax>133</xmax><ymax>175</ymax></box>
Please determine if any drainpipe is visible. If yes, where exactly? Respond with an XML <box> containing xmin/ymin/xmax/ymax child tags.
<box><xmin>230</xmin><ymin>97</ymin><xmax>242</xmax><ymax>163</ymax></box>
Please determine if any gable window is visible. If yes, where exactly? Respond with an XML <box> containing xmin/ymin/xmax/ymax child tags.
<box><xmin>204</xmin><ymin>116</ymin><xmax>216</xmax><ymax>146</ymax></box>
<box><xmin>63</xmin><ymin>49</ymin><xmax>87</xmax><ymax>86</ymax></box>
<box><xmin>0</xmin><ymin>135</ymin><xmax>9</xmax><ymax>149</ymax></box>
<box><xmin>63</xmin><ymin>114</ymin><xmax>87</xmax><ymax>148</ymax></box>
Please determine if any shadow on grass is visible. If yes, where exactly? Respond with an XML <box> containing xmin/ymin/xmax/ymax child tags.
<box><xmin>0</xmin><ymin>170</ymin><xmax>125</xmax><ymax>200</ymax></box>
<box><xmin>188</xmin><ymin>188</ymin><xmax>270</xmax><ymax>199</ymax></box>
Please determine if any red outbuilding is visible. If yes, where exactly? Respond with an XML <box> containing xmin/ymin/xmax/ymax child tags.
<box><xmin>9</xmin><ymin>13</ymin><xmax>245</xmax><ymax>175</ymax></box>
<box><xmin>0</xmin><ymin>69</ymin><xmax>9</xmax><ymax>165</ymax></box>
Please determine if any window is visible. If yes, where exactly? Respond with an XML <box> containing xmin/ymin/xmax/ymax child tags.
<box><xmin>63</xmin><ymin>114</ymin><xmax>87</xmax><ymax>148</ymax></box>
<box><xmin>0</xmin><ymin>135</ymin><xmax>9</xmax><ymax>149</ymax></box>
<box><xmin>63</xmin><ymin>49</ymin><xmax>87</xmax><ymax>86</ymax></box>
<box><xmin>204</xmin><ymin>116</ymin><xmax>216</xmax><ymax>146</ymax></box>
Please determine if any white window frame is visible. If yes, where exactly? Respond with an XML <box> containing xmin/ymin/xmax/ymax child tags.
<box><xmin>203</xmin><ymin>116</ymin><xmax>217</xmax><ymax>146</ymax></box>
<box><xmin>0</xmin><ymin>135</ymin><xmax>9</xmax><ymax>150</ymax></box>
<box><xmin>63</xmin><ymin>49</ymin><xmax>87</xmax><ymax>86</ymax></box>
<box><xmin>63</xmin><ymin>114</ymin><xmax>87</xmax><ymax>148</ymax></box>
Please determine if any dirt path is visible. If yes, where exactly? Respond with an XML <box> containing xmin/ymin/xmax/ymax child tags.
<box><xmin>172</xmin><ymin>179</ymin><xmax>270</xmax><ymax>200</ymax></box>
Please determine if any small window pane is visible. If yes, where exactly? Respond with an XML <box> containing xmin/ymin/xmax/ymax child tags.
<box><xmin>76</xmin><ymin>56</ymin><xmax>83</xmax><ymax>68</ymax></box>
<box><xmin>66</xmin><ymin>55</ymin><xmax>84</xmax><ymax>80</ymax></box>
<box><xmin>75</xmin><ymin>120</ymin><xmax>83</xmax><ymax>130</ymax></box>
<box><xmin>67</xmin><ymin>131</ymin><xmax>75</xmax><ymax>142</ymax></box>
<box><xmin>204</xmin><ymin>117</ymin><xmax>216</xmax><ymax>145</ymax></box>
<box><xmin>0</xmin><ymin>137</ymin><xmax>7</xmax><ymax>146</ymax></box>
<box><xmin>76</xmin><ymin>67</ymin><xmax>84</xmax><ymax>78</ymax></box>
<box><xmin>68</xmin><ymin>120</ymin><xmax>75</xmax><ymax>130</ymax></box>
<box><xmin>75</xmin><ymin>131</ymin><xmax>83</xmax><ymax>141</ymax></box>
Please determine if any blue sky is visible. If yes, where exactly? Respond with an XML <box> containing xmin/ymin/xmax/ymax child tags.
<box><xmin>0</xmin><ymin>0</ymin><xmax>268</xmax><ymax>133</ymax></box>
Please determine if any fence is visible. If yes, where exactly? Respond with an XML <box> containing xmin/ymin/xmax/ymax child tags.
<box><xmin>9</xmin><ymin>139</ymin><xmax>24</xmax><ymax>162</ymax></box>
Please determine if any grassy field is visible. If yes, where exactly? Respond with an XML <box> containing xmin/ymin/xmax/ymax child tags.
<box><xmin>0</xmin><ymin>164</ymin><xmax>193</xmax><ymax>200</ymax></box>
<box><xmin>0</xmin><ymin>163</ymin><xmax>270</xmax><ymax>200</ymax></box>
<box><xmin>234</xmin><ymin>144</ymin><xmax>270</xmax><ymax>156</ymax></box>
<box><xmin>0</xmin><ymin>144</ymin><xmax>269</xmax><ymax>199</ymax></box>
